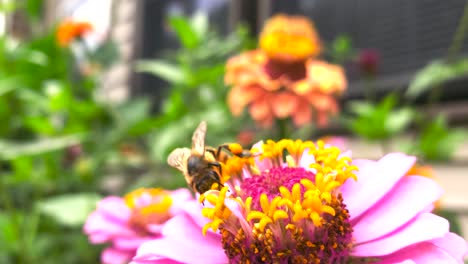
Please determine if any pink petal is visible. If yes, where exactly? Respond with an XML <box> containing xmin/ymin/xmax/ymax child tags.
<box><xmin>298</xmin><ymin>149</ymin><xmax>315</xmax><ymax>171</ymax></box>
<box><xmin>378</xmin><ymin>261</ymin><xmax>415</xmax><ymax>264</ymax></box>
<box><xmin>97</xmin><ymin>196</ymin><xmax>131</xmax><ymax>222</ymax></box>
<box><xmin>146</xmin><ymin>223</ymin><xmax>164</xmax><ymax>234</ymax></box>
<box><xmin>352</xmin><ymin>213</ymin><xmax>449</xmax><ymax>257</ymax></box>
<box><xmin>133</xmin><ymin>214</ymin><xmax>226</xmax><ymax>264</ymax></box>
<box><xmin>84</xmin><ymin>211</ymin><xmax>136</xmax><ymax>243</ymax></box>
<box><xmin>341</xmin><ymin>153</ymin><xmax>416</xmax><ymax>220</ymax></box>
<box><xmin>161</xmin><ymin>212</ymin><xmax>221</xmax><ymax>247</ymax></box>
<box><xmin>431</xmin><ymin>232</ymin><xmax>468</xmax><ymax>262</ymax></box>
<box><xmin>130</xmin><ymin>260</ymin><xmax>182</xmax><ymax>264</ymax></box>
<box><xmin>114</xmin><ymin>237</ymin><xmax>154</xmax><ymax>250</ymax></box>
<box><xmin>377</xmin><ymin>242</ymin><xmax>460</xmax><ymax>264</ymax></box>
<box><xmin>88</xmin><ymin>232</ymin><xmax>110</xmax><ymax>243</ymax></box>
<box><xmin>101</xmin><ymin>247</ymin><xmax>134</xmax><ymax>264</ymax></box>
<box><xmin>251</xmin><ymin>141</ymin><xmax>274</xmax><ymax>172</ymax></box>
<box><xmin>181</xmin><ymin>200</ymin><xmax>210</xmax><ymax>228</ymax></box>
<box><xmin>168</xmin><ymin>188</ymin><xmax>193</xmax><ymax>215</ymax></box>
<box><xmin>352</xmin><ymin>176</ymin><xmax>443</xmax><ymax>243</ymax></box>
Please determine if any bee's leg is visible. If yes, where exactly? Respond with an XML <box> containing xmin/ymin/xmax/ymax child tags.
<box><xmin>205</xmin><ymin>148</ymin><xmax>216</xmax><ymax>158</ymax></box>
<box><xmin>218</xmin><ymin>144</ymin><xmax>251</xmax><ymax>158</ymax></box>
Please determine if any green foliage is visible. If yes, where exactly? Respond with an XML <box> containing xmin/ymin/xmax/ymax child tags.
<box><xmin>405</xmin><ymin>115</ymin><xmax>466</xmax><ymax>162</ymax></box>
<box><xmin>406</xmin><ymin>58</ymin><xmax>468</xmax><ymax>99</ymax></box>
<box><xmin>36</xmin><ymin>193</ymin><xmax>101</xmax><ymax>227</ymax></box>
<box><xmin>136</xmin><ymin>60</ymin><xmax>185</xmax><ymax>84</ymax></box>
<box><xmin>345</xmin><ymin>94</ymin><xmax>414</xmax><ymax>141</ymax></box>
<box><xmin>0</xmin><ymin>6</ymin><xmax>157</xmax><ymax>263</ymax></box>
<box><xmin>328</xmin><ymin>34</ymin><xmax>354</xmax><ymax>64</ymax></box>
<box><xmin>0</xmin><ymin>134</ymin><xmax>85</xmax><ymax>160</ymax></box>
<box><xmin>137</xmin><ymin>13</ymin><xmax>252</xmax><ymax>162</ymax></box>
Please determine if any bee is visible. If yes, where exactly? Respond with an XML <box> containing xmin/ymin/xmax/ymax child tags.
<box><xmin>167</xmin><ymin>121</ymin><xmax>223</xmax><ymax>194</ymax></box>
<box><xmin>167</xmin><ymin>121</ymin><xmax>254</xmax><ymax>194</ymax></box>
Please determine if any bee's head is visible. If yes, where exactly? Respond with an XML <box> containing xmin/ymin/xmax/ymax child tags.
<box><xmin>187</xmin><ymin>154</ymin><xmax>204</xmax><ymax>175</ymax></box>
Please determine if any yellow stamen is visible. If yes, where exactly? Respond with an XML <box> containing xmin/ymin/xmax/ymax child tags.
<box><xmin>273</xmin><ymin>210</ymin><xmax>289</xmax><ymax>221</ymax></box>
<box><xmin>124</xmin><ymin>188</ymin><xmax>173</xmax><ymax>214</ymax></box>
<box><xmin>201</xmin><ymin>187</ymin><xmax>232</xmax><ymax>235</ymax></box>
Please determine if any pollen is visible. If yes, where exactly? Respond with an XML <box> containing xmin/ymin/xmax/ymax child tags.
<box><xmin>227</xmin><ymin>143</ymin><xmax>244</xmax><ymax>155</ymax></box>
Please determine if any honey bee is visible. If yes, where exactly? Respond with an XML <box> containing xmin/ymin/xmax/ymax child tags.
<box><xmin>167</xmin><ymin>121</ymin><xmax>223</xmax><ymax>194</ymax></box>
<box><xmin>167</xmin><ymin>121</ymin><xmax>253</xmax><ymax>194</ymax></box>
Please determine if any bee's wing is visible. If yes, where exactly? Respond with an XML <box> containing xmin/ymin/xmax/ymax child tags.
<box><xmin>167</xmin><ymin>148</ymin><xmax>191</xmax><ymax>174</ymax></box>
<box><xmin>192</xmin><ymin>121</ymin><xmax>207</xmax><ymax>155</ymax></box>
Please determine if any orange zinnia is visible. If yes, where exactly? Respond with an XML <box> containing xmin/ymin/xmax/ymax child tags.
<box><xmin>259</xmin><ymin>14</ymin><xmax>322</xmax><ymax>62</ymax></box>
<box><xmin>57</xmin><ymin>20</ymin><xmax>93</xmax><ymax>47</ymax></box>
<box><xmin>225</xmin><ymin>14</ymin><xmax>346</xmax><ymax>128</ymax></box>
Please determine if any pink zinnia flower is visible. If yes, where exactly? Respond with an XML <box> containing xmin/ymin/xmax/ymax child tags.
<box><xmin>84</xmin><ymin>188</ymin><xmax>193</xmax><ymax>264</ymax></box>
<box><xmin>133</xmin><ymin>140</ymin><xmax>468</xmax><ymax>263</ymax></box>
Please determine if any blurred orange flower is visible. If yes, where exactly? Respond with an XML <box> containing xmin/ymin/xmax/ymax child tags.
<box><xmin>57</xmin><ymin>20</ymin><xmax>93</xmax><ymax>47</ymax></box>
<box><xmin>225</xmin><ymin>14</ymin><xmax>346</xmax><ymax>128</ymax></box>
<box><xmin>259</xmin><ymin>14</ymin><xmax>322</xmax><ymax>62</ymax></box>
<box><xmin>226</xmin><ymin>51</ymin><xmax>346</xmax><ymax>127</ymax></box>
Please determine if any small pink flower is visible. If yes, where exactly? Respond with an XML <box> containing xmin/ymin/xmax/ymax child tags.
<box><xmin>84</xmin><ymin>188</ymin><xmax>193</xmax><ymax>264</ymax></box>
<box><xmin>133</xmin><ymin>140</ymin><xmax>468</xmax><ymax>263</ymax></box>
<box><xmin>358</xmin><ymin>49</ymin><xmax>380</xmax><ymax>76</ymax></box>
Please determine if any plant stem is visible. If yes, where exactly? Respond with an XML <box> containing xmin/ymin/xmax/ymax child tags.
<box><xmin>428</xmin><ymin>1</ymin><xmax>468</xmax><ymax>106</ymax></box>
<box><xmin>276</xmin><ymin>118</ymin><xmax>289</xmax><ymax>140</ymax></box>
<box><xmin>447</xmin><ymin>1</ymin><xmax>468</xmax><ymax>63</ymax></box>
<box><xmin>364</xmin><ymin>75</ymin><xmax>376</xmax><ymax>102</ymax></box>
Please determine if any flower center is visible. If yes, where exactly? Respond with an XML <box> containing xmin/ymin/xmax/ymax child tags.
<box><xmin>240</xmin><ymin>167</ymin><xmax>315</xmax><ymax>210</ymax></box>
<box><xmin>201</xmin><ymin>140</ymin><xmax>358</xmax><ymax>263</ymax></box>
<box><xmin>263</xmin><ymin>59</ymin><xmax>307</xmax><ymax>81</ymax></box>
<box><xmin>222</xmin><ymin>193</ymin><xmax>353</xmax><ymax>264</ymax></box>
<box><xmin>124</xmin><ymin>188</ymin><xmax>173</xmax><ymax>233</ymax></box>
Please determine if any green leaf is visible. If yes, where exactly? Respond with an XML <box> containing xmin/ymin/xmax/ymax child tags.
<box><xmin>0</xmin><ymin>76</ymin><xmax>23</xmax><ymax>96</ymax></box>
<box><xmin>385</xmin><ymin>108</ymin><xmax>414</xmax><ymax>135</ymax></box>
<box><xmin>112</xmin><ymin>98</ymin><xmax>151</xmax><ymax>128</ymax></box>
<box><xmin>415</xmin><ymin>114</ymin><xmax>466</xmax><ymax>161</ymax></box>
<box><xmin>23</xmin><ymin>116</ymin><xmax>55</xmax><ymax>134</ymax></box>
<box><xmin>348</xmin><ymin>101</ymin><xmax>375</xmax><ymax>117</ymax></box>
<box><xmin>36</xmin><ymin>193</ymin><xmax>101</xmax><ymax>227</ymax></box>
<box><xmin>90</xmin><ymin>40</ymin><xmax>120</xmax><ymax>69</ymax></box>
<box><xmin>190</xmin><ymin>12</ymin><xmax>208</xmax><ymax>38</ymax></box>
<box><xmin>0</xmin><ymin>134</ymin><xmax>85</xmax><ymax>160</ymax></box>
<box><xmin>0</xmin><ymin>212</ymin><xmax>19</xmax><ymax>252</ymax></box>
<box><xmin>406</xmin><ymin>61</ymin><xmax>459</xmax><ymax>99</ymax></box>
<box><xmin>135</xmin><ymin>60</ymin><xmax>185</xmax><ymax>84</ymax></box>
<box><xmin>330</xmin><ymin>34</ymin><xmax>354</xmax><ymax>63</ymax></box>
<box><xmin>25</xmin><ymin>0</ymin><xmax>44</xmax><ymax>20</ymax></box>
<box><xmin>345</xmin><ymin>94</ymin><xmax>409</xmax><ymax>141</ymax></box>
<box><xmin>168</xmin><ymin>16</ymin><xmax>200</xmax><ymax>49</ymax></box>
<box><xmin>0</xmin><ymin>0</ymin><xmax>16</xmax><ymax>13</ymax></box>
